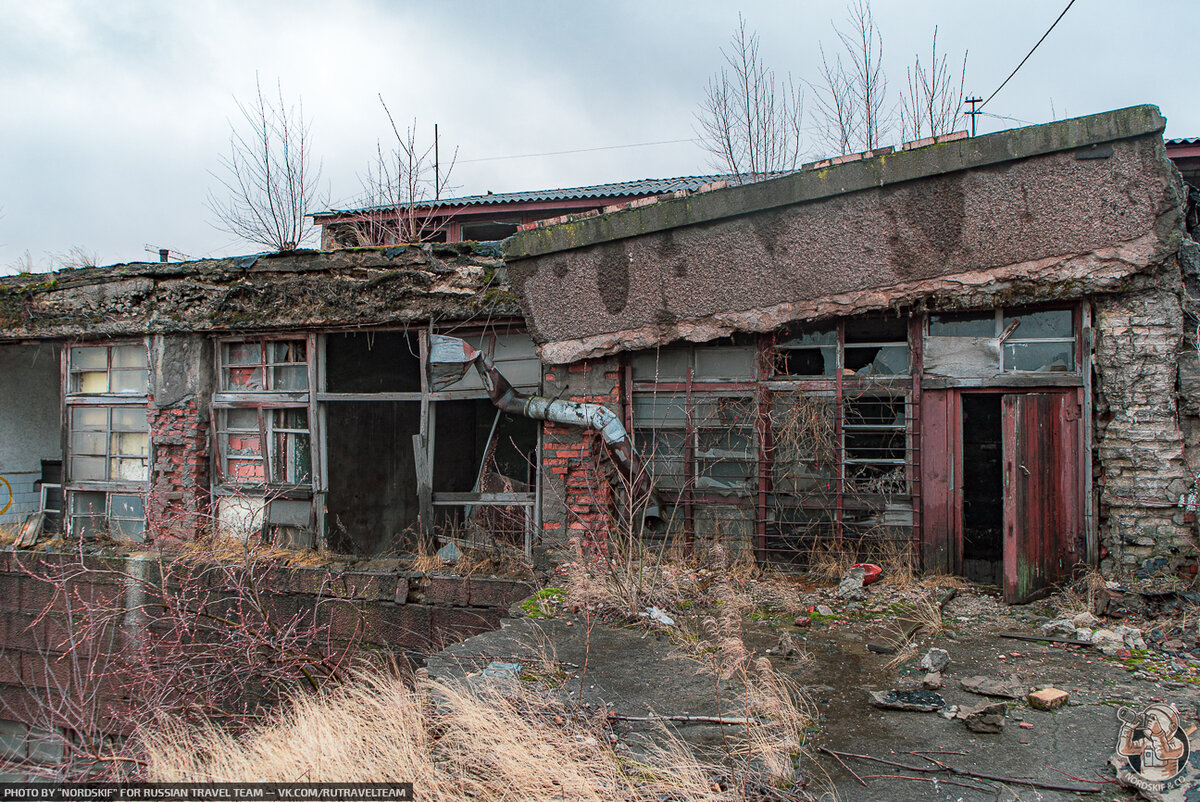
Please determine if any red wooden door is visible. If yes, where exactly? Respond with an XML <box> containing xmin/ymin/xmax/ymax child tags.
<box><xmin>1001</xmin><ymin>392</ymin><xmax>1083</xmax><ymax>603</ymax></box>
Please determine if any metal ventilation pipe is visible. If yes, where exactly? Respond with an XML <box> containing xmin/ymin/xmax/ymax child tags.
<box><xmin>428</xmin><ymin>334</ymin><xmax>660</xmax><ymax>522</ymax></box>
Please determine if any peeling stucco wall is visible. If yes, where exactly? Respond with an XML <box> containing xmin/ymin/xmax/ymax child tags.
<box><xmin>506</xmin><ymin>108</ymin><xmax>1180</xmax><ymax>365</ymax></box>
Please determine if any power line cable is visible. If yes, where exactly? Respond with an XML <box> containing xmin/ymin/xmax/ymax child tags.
<box><xmin>979</xmin><ymin>0</ymin><xmax>1076</xmax><ymax>111</ymax></box>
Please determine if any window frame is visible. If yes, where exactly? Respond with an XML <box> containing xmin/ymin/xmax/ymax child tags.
<box><xmin>64</xmin><ymin>340</ymin><xmax>151</xmax><ymax>539</ymax></box>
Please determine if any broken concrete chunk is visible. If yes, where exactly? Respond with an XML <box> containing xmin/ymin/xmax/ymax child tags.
<box><xmin>958</xmin><ymin>701</ymin><xmax>1007</xmax><ymax>733</ymax></box>
<box><xmin>1040</xmin><ymin>618</ymin><xmax>1077</xmax><ymax>637</ymax></box>
<box><xmin>836</xmin><ymin>567</ymin><xmax>867</xmax><ymax>601</ymax></box>
<box><xmin>816</xmin><ymin>604</ymin><xmax>834</xmax><ymax>617</ymax></box>
<box><xmin>939</xmin><ymin>705</ymin><xmax>959</xmax><ymax>720</ymax></box>
<box><xmin>1074</xmin><ymin>627</ymin><xmax>1094</xmax><ymax>642</ymax></box>
<box><xmin>1071</xmin><ymin>611</ymin><xmax>1101</xmax><ymax>629</ymax></box>
<box><xmin>1028</xmin><ymin>688</ymin><xmax>1069</xmax><ymax>710</ymax></box>
<box><xmin>1111</xmin><ymin>624</ymin><xmax>1146</xmax><ymax>650</ymax></box>
<box><xmin>959</xmin><ymin>675</ymin><xmax>1025</xmax><ymax>699</ymax></box>
<box><xmin>1090</xmin><ymin>628</ymin><xmax>1125</xmax><ymax>655</ymax></box>
<box><xmin>867</xmin><ymin>689</ymin><xmax>946</xmax><ymax>712</ymax></box>
<box><xmin>922</xmin><ymin>672</ymin><xmax>943</xmax><ymax>690</ymax></box>
<box><xmin>919</xmin><ymin>647</ymin><xmax>950</xmax><ymax>673</ymax></box>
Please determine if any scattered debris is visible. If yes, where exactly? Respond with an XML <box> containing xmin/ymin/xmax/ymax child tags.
<box><xmin>836</xmin><ymin>566</ymin><xmax>867</xmax><ymax>601</ymax></box>
<box><xmin>919</xmin><ymin>647</ymin><xmax>950</xmax><ymax>673</ymax></box>
<box><xmin>480</xmin><ymin>661</ymin><xmax>521</xmax><ymax>680</ymax></box>
<box><xmin>866</xmin><ymin>642</ymin><xmax>897</xmax><ymax>655</ymax></box>
<box><xmin>867</xmin><ymin>689</ymin><xmax>946</xmax><ymax>712</ymax></box>
<box><xmin>959</xmin><ymin>675</ymin><xmax>1026</xmax><ymax>699</ymax></box>
<box><xmin>921</xmin><ymin>672</ymin><xmax>943</xmax><ymax>690</ymax></box>
<box><xmin>816</xmin><ymin>604</ymin><xmax>834</xmax><ymax>617</ymax></box>
<box><xmin>849</xmin><ymin>563</ymin><xmax>882</xmax><ymax>586</ymax></box>
<box><xmin>1028</xmin><ymin>688</ymin><xmax>1069</xmax><ymax>710</ymax></box>
<box><xmin>998</xmin><ymin>631</ymin><xmax>1092</xmax><ymax>646</ymax></box>
<box><xmin>957</xmin><ymin>700</ymin><xmax>1007</xmax><ymax>733</ymax></box>
<box><xmin>436</xmin><ymin>541</ymin><xmax>463</xmax><ymax>564</ymax></box>
<box><xmin>641</xmin><ymin>606</ymin><xmax>675</xmax><ymax>627</ymax></box>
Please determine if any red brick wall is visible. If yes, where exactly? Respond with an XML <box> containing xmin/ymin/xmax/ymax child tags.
<box><xmin>540</xmin><ymin>361</ymin><xmax>622</xmax><ymax>552</ymax></box>
<box><xmin>147</xmin><ymin>401</ymin><xmax>209</xmax><ymax>542</ymax></box>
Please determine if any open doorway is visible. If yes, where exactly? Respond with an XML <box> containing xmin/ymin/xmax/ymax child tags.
<box><xmin>961</xmin><ymin>394</ymin><xmax>1002</xmax><ymax>585</ymax></box>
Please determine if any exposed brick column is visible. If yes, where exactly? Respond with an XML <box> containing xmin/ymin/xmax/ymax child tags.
<box><xmin>540</xmin><ymin>359</ymin><xmax>622</xmax><ymax>553</ymax></box>
<box><xmin>148</xmin><ymin>401</ymin><xmax>210</xmax><ymax>542</ymax></box>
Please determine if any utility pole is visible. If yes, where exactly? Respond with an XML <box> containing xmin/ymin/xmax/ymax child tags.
<box><xmin>965</xmin><ymin>97</ymin><xmax>982</xmax><ymax>137</ymax></box>
<box><xmin>435</xmin><ymin>123</ymin><xmax>440</xmax><ymax>201</ymax></box>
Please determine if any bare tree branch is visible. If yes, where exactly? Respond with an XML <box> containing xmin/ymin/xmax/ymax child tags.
<box><xmin>899</xmin><ymin>27</ymin><xmax>968</xmax><ymax>142</ymax></box>
<box><xmin>207</xmin><ymin>75</ymin><xmax>321</xmax><ymax>252</ymax></box>
<box><xmin>695</xmin><ymin>14</ymin><xmax>805</xmax><ymax>182</ymax></box>
<box><xmin>810</xmin><ymin>0</ymin><xmax>891</xmax><ymax>155</ymax></box>
<box><xmin>338</xmin><ymin>98</ymin><xmax>458</xmax><ymax>246</ymax></box>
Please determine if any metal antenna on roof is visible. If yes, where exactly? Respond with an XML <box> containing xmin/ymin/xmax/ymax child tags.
<box><xmin>435</xmin><ymin>123</ymin><xmax>440</xmax><ymax>201</ymax></box>
<box><xmin>964</xmin><ymin>97</ymin><xmax>982</xmax><ymax>137</ymax></box>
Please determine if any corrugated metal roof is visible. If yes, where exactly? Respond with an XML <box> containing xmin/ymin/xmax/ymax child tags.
<box><xmin>1167</xmin><ymin>138</ymin><xmax>1200</xmax><ymax>145</ymax></box>
<box><xmin>314</xmin><ymin>174</ymin><xmax>747</xmax><ymax>217</ymax></box>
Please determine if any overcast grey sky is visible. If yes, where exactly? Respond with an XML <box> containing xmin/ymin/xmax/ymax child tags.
<box><xmin>0</xmin><ymin>0</ymin><xmax>1192</xmax><ymax>274</ymax></box>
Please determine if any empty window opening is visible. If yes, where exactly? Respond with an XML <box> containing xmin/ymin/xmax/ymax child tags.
<box><xmin>961</xmin><ymin>394</ymin><xmax>1003</xmax><ymax>585</ymax></box>
<box><xmin>432</xmin><ymin>399</ymin><xmax>538</xmax><ymax>546</ymax></box>
<box><xmin>325</xmin><ymin>332</ymin><xmax>420</xmax><ymax>393</ymax></box>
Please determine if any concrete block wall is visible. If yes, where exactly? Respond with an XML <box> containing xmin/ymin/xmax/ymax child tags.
<box><xmin>539</xmin><ymin>357</ymin><xmax>623</xmax><ymax>552</ymax></box>
<box><xmin>0</xmin><ymin>550</ymin><xmax>533</xmax><ymax>762</ymax></box>
<box><xmin>1093</xmin><ymin>277</ymin><xmax>1198</xmax><ymax>574</ymax></box>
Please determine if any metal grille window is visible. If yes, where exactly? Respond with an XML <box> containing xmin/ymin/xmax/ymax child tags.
<box><xmin>628</xmin><ymin>315</ymin><xmax>916</xmax><ymax>566</ymax></box>
<box><xmin>70</xmin><ymin>406</ymin><xmax>149</xmax><ymax>482</ymax></box>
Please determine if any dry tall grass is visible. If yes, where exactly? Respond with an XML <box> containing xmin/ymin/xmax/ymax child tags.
<box><xmin>139</xmin><ymin>669</ymin><xmax>731</xmax><ymax>800</ymax></box>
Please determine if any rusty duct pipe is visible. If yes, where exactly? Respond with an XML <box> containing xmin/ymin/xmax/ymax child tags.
<box><xmin>429</xmin><ymin>335</ymin><xmax>660</xmax><ymax>522</ymax></box>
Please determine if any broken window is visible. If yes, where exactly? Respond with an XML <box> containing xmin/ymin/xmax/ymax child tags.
<box><xmin>220</xmin><ymin>340</ymin><xmax>308</xmax><ymax>392</ymax></box>
<box><xmin>213</xmin><ymin>336</ymin><xmax>316</xmax><ymax>545</ymax></box>
<box><xmin>774</xmin><ymin>314</ymin><xmax>909</xmax><ymax>378</ymax></box>
<box><xmin>927</xmin><ymin>307</ymin><xmax>1076</xmax><ymax>375</ymax></box>
<box><xmin>64</xmin><ymin>343</ymin><xmax>149</xmax><ymax>540</ymax></box>
<box><xmin>215</xmin><ymin>407</ymin><xmax>311</xmax><ymax>486</ymax></box>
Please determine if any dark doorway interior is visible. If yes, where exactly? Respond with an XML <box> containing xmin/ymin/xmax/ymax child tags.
<box><xmin>961</xmin><ymin>394</ymin><xmax>1003</xmax><ymax>585</ymax></box>
<box><xmin>326</xmin><ymin>401</ymin><xmax>421</xmax><ymax>555</ymax></box>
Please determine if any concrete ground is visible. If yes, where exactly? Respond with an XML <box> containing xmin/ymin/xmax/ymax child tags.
<box><xmin>426</xmin><ymin>582</ymin><xmax>1200</xmax><ymax>801</ymax></box>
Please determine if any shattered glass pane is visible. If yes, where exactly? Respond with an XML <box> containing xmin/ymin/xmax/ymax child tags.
<box><xmin>1002</xmin><ymin>341</ymin><xmax>1074</xmax><ymax>372</ymax></box>
<box><xmin>1005</xmin><ymin>309</ymin><xmax>1072</xmax><ymax>339</ymax></box>
<box><xmin>929</xmin><ymin>311</ymin><xmax>996</xmax><ymax>337</ymax></box>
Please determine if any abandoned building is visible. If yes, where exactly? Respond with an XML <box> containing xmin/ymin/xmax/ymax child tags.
<box><xmin>312</xmin><ymin>175</ymin><xmax>742</xmax><ymax>247</ymax></box>
<box><xmin>0</xmin><ymin>104</ymin><xmax>1196</xmax><ymax>604</ymax></box>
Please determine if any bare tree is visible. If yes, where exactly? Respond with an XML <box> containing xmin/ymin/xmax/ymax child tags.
<box><xmin>338</xmin><ymin>97</ymin><xmax>458</xmax><ymax>246</ymax></box>
<box><xmin>695</xmin><ymin>15</ymin><xmax>805</xmax><ymax>182</ymax></box>
<box><xmin>810</xmin><ymin>0</ymin><xmax>890</xmax><ymax>155</ymax></box>
<box><xmin>207</xmin><ymin>76</ymin><xmax>321</xmax><ymax>252</ymax></box>
<box><xmin>898</xmin><ymin>27</ymin><xmax>968</xmax><ymax>142</ymax></box>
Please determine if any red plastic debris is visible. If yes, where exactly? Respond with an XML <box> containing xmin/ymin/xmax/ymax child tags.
<box><xmin>850</xmin><ymin>563</ymin><xmax>883</xmax><ymax>585</ymax></box>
